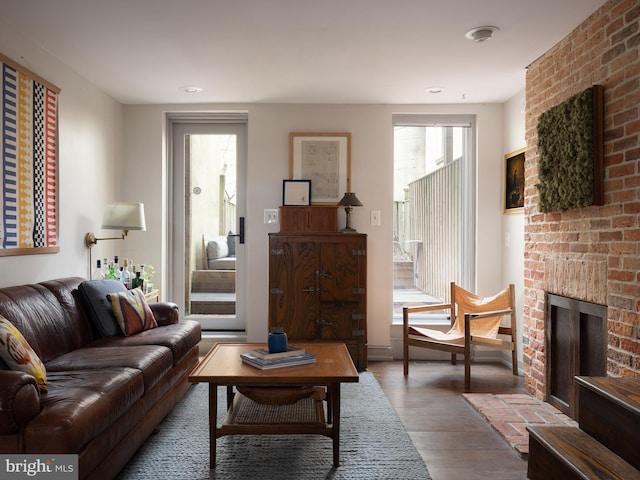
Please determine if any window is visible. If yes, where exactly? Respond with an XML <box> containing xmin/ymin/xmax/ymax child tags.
<box><xmin>393</xmin><ymin>115</ymin><xmax>475</xmax><ymax>305</ymax></box>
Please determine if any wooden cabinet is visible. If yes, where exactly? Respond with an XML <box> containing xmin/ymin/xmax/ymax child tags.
<box><xmin>268</xmin><ymin>233</ymin><xmax>367</xmax><ymax>370</ymax></box>
<box><xmin>279</xmin><ymin>206</ymin><xmax>338</xmax><ymax>233</ymax></box>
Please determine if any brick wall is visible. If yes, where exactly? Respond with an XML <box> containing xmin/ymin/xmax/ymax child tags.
<box><xmin>524</xmin><ymin>0</ymin><xmax>640</xmax><ymax>398</ymax></box>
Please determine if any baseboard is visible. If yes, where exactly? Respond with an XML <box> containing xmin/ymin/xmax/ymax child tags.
<box><xmin>367</xmin><ymin>345</ymin><xmax>394</xmax><ymax>361</ymax></box>
<box><xmin>199</xmin><ymin>331</ymin><xmax>248</xmax><ymax>354</ymax></box>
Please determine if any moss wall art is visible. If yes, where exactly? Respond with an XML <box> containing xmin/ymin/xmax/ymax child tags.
<box><xmin>536</xmin><ymin>85</ymin><xmax>604</xmax><ymax>213</ymax></box>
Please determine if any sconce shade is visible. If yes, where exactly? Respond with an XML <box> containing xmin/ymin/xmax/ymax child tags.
<box><xmin>102</xmin><ymin>202</ymin><xmax>146</xmax><ymax>231</ymax></box>
<box><xmin>337</xmin><ymin>192</ymin><xmax>363</xmax><ymax>207</ymax></box>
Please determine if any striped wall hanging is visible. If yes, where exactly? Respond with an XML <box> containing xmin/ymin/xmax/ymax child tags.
<box><xmin>0</xmin><ymin>53</ymin><xmax>60</xmax><ymax>256</ymax></box>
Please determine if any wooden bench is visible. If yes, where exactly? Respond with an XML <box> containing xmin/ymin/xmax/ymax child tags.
<box><xmin>527</xmin><ymin>426</ymin><xmax>638</xmax><ymax>480</ymax></box>
<box><xmin>576</xmin><ymin>377</ymin><xmax>640</xmax><ymax>471</ymax></box>
<box><xmin>527</xmin><ymin>377</ymin><xmax>640</xmax><ymax>480</ymax></box>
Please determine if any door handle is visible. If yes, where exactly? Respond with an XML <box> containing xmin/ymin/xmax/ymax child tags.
<box><xmin>229</xmin><ymin>217</ymin><xmax>245</xmax><ymax>244</ymax></box>
<box><xmin>316</xmin><ymin>319</ymin><xmax>333</xmax><ymax>326</ymax></box>
<box><xmin>316</xmin><ymin>270</ymin><xmax>332</xmax><ymax>279</ymax></box>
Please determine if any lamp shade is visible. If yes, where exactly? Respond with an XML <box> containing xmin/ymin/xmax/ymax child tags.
<box><xmin>337</xmin><ymin>192</ymin><xmax>363</xmax><ymax>207</ymax></box>
<box><xmin>101</xmin><ymin>202</ymin><xmax>146</xmax><ymax>231</ymax></box>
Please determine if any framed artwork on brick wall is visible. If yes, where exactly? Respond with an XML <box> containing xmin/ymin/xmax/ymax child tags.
<box><xmin>504</xmin><ymin>148</ymin><xmax>525</xmax><ymax>213</ymax></box>
<box><xmin>0</xmin><ymin>53</ymin><xmax>60</xmax><ymax>256</ymax></box>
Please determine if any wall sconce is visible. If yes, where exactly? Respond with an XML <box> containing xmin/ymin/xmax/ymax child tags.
<box><xmin>337</xmin><ymin>192</ymin><xmax>363</xmax><ymax>233</ymax></box>
<box><xmin>85</xmin><ymin>202</ymin><xmax>146</xmax><ymax>248</ymax></box>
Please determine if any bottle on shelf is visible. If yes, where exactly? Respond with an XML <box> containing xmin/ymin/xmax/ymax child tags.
<box><xmin>92</xmin><ymin>259</ymin><xmax>104</xmax><ymax>280</ymax></box>
<box><xmin>106</xmin><ymin>262</ymin><xmax>117</xmax><ymax>279</ymax></box>
<box><xmin>113</xmin><ymin>256</ymin><xmax>121</xmax><ymax>281</ymax></box>
<box><xmin>132</xmin><ymin>270</ymin><xmax>144</xmax><ymax>290</ymax></box>
<box><xmin>102</xmin><ymin>258</ymin><xmax>110</xmax><ymax>279</ymax></box>
<box><xmin>140</xmin><ymin>265</ymin><xmax>147</xmax><ymax>293</ymax></box>
<box><xmin>121</xmin><ymin>258</ymin><xmax>133</xmax><ymax>289</ymax></box>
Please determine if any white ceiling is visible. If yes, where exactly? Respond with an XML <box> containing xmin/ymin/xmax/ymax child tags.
<box><xmin>0</xmin><ymin>0</ymin><xmax>606</xmax><ymax>105</ymax></box>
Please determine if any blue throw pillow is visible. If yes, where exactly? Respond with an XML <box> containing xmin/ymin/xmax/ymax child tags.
<box><xmin>78</xmin><ymin>279</ymin><xmax>127</xmax><ymax>337</ymax></box>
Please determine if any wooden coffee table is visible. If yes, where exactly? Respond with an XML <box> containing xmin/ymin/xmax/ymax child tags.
<box><xmin>188</xmin><ymin>342</ymin><xmax>359</xmax><ymax>468</ymax></box>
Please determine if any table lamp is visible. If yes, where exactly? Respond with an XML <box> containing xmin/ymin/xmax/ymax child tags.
<box><xmin>337</xmin><ymin>192</ymin><xmax>363</xmax><ymax>233</ymax></box>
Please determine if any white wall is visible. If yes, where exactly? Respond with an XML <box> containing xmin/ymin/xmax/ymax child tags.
<box><xmin>0</xmin><ymin>17</ymin><xmax>520</xmax><ymax>355</ymax></box>
<box><xmin>502</xmin><ymin>88</ymin><xmax>526</xmax><ymax>369</ymax></box>
<box><xmin>0</xmin><ymin>18</ymin><xmax>123</xmax><ymax>287</ymax></box>
<box><xmin>123</xmin><ymin>103</ymin><xmax>505</xmax><ymax>351</ymax></box>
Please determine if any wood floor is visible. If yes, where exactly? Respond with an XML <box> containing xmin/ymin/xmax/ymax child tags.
<box><xmin>368</xmin><ymin>360</ymin><xmax>529</xmax><ymax>480</ymax></box>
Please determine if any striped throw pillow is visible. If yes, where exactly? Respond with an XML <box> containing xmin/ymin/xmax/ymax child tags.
<box><xmin>108</xmin><ymin>289</ymin><xmax>158</xmax><ymax>336</ymax></box>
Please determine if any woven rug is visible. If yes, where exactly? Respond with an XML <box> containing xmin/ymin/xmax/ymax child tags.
<box><xmin>117</xmin><ymin>372</ymin><xmax>430</xmax><ymax>479</ymax></box>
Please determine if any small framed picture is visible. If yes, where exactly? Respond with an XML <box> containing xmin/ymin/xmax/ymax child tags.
<box><xmin>504</xmin><ymin>148</ymin><xmax>525</xmax><ymax>213</ymax></box>
<box><xmin>283</xmin><ymin>179</ymin><xmax>311</xmax><ymax>206</ymax></box>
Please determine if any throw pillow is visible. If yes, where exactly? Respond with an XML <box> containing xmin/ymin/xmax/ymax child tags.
<box><xmin>0</xmin><ymin>315</ymin><xmax>47</xmax><ymax>392</ymax></box>
<box><xmin>207</xmin><ymin>237</ymin><xmax>229</xmax><ymax>260</ymax></box>
<box><xmin>227</xmin><ymin>231</ymin><xmax>236</xmax><ymax>256</ymax></box>
<box><xmin>78</xmin><ymin>279</ymin><xmax>128</xmax><ymax>336</ymax></box>
<box><xmin>107</xmin><ymin>289</ymin><xmax>157</xmax><ymax>336</ymax></box>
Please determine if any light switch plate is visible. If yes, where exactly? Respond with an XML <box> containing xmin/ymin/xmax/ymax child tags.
<box><xmin>371</xmin><ymin>210</ymin><xmax>381</xmax><ymax>226</ymax></box>
<box><xmin>264</xmin><ymin>209</ymin><xmax>279</xmax><ymax>224</ymax></box>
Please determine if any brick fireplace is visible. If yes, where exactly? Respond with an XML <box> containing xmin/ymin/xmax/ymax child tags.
<box><xmin>523</xmin><ymin>0</ymin><xmax>640</xmax><ymax>400</ymax></box>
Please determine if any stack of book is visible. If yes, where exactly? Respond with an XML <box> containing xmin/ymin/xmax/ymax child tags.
<box><xmin>240</xmin><ymin>346</ymin><xmax>316</xmax><ymax>370</ymax></box>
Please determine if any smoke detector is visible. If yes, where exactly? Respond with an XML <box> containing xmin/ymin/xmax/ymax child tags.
<box><xmin>465</xmin><ymin>26</ymin><xmax>499</xmax><ymax>43</ymax></box>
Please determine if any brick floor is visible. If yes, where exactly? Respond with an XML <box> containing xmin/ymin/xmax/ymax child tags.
<box><xmin>462</xmin><ymin>393</ymin><xmax>578</xmax><ymax>459</ymax></box>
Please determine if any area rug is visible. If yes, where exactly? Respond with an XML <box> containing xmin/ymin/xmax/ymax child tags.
<box><xmin>117</xmin><ymin>372</ymin><xmax>431</xmax><ymax>479</ymax></box>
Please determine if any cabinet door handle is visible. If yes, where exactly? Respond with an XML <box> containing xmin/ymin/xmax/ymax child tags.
<box><xmin>317</xmin><ymin>319</ymin><xmax>333</xmax><ymax>326</ymax></box>
<box><xmin>316</xmin><ymin>270</ymin><xmax>332</xmax><ymax>279</ymax></box>
<box><xmin>303</xmin><ymin>287</ymin><xmax>319</xmax><ymax>294</ymax></box>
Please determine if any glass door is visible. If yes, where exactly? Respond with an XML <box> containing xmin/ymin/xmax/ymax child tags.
<box><xmin>171</xmin><ymin>120</ymin><xmax>246</xmax><ymax>331</ymax></box>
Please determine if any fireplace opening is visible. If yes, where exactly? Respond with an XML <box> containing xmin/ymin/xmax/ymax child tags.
<box><xmin>545</xmin><ymin>292</ymin><xmax>607</xmax><ymax>419</ymax></box>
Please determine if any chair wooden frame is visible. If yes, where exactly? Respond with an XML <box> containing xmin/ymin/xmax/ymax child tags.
<box><xmin>403</xmin><ymin>282</ymin><xmax>517</xmax><ymax>391</ymax></box>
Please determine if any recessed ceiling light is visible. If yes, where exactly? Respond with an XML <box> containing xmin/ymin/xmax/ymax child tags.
<box><xmin>182</xmin><ymin>86</ymin><xmax>203</xmax><ymax>93</ymax></box>
<box><xmin>425</xmin><ymin>86</ymin><xmax>444</xmax><ymax>94</ymax></box>
<box><xmin>465</xmin><ymin>26</ymin><xmax>499</xmax><ymax>43</ymax></box>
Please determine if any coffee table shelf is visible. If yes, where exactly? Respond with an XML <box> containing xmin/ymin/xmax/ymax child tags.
<box><xmin>221</xmin><ymin>392</ymin><xmax>327</xmax><ymax>435</ymax></box>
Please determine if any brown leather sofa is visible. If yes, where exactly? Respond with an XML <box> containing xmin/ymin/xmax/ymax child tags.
<box><xmin>0</xmin><ymin>277</ymin><xmax>201</xmax><ymax>480</ymax></box>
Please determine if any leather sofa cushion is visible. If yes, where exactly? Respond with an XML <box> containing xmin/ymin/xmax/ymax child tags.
<box><xmin>24</xmin><ymin>368</ymin><xmax>144</xmax><ymax>453</ymax></box>
<box><xmin>90</xmin><ymin>320</ymin><xmax>201</xmax><ymax>366</ymax></box>
<box><xmin>46</xmin><ymin>345</ymin><xmax>173</xmax><ymax>393</ymax></box>
<box><xmin>78</xmin><ymin>280</ymin><xmax>127</xmax><ymax>337</ymax></box>
<box><xmin>0</xmin><ymin>278</ymin><xmax>93</xmax><ymax>363</ymax></box>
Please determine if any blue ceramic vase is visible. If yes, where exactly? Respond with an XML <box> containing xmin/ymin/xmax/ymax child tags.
<box><xmin>268</xmin><ymin>331</ymin><xmax>288</xmax><ymax>353</ymax></box>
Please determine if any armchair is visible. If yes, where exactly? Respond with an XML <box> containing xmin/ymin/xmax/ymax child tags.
<box><xmin>403</xmin><ymin>282</ymin><xmax>517</xmax><ymax>391</ymax></box>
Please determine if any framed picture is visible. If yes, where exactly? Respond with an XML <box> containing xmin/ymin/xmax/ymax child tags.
<box><xmin>283</xmin><ymin>179</ymin><xmax>311</xmax><ymax>206</ymax></box>
<box><xmin>289</xmin><ymin>132</ymin><xmax>351</xmax><ymax>204</ymax></box>
<box><xmin>0</xmin><ymin>53</ymin><xmax>60</xmax><ymax>257</ymax></box>
<box><xmin>504</xmin><ymin>148</ymin><xmax>525</xmax><ymax>213</ymax></box>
